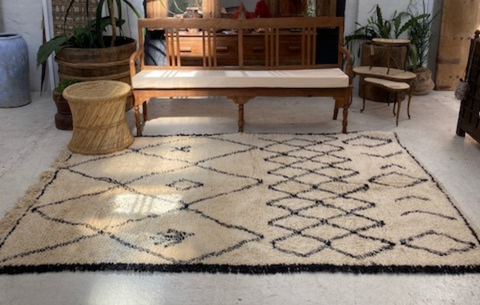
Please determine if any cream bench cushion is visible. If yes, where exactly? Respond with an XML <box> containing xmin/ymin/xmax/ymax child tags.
<box><xmin>132</xmin><ymin>68</ymin><xmax>349</xmax><ymax>89</ymax></box>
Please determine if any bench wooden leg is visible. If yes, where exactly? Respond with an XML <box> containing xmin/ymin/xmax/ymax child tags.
<box><xmin>238</xmin><ymin>103</ymin><xmax>244</xmax><ymax>132</ymax></box>
<box><xmin>134</xmin><ymin>105</ymin><xmax>143</xmax><ymax>136</ymax></box>
<box><xmin>229</xmin><ymin>96</ymin><xmax>253</xmax><ymax>133</ymax></box>
<box><xmin>142</xmin><ymin>101</ymin><xmax>148</xmax><ymax>122</ymax></box>
<box><xmin>342</xmin><ymin>104</ymin><xmax>349</xmax><ymax>133</ymax></box>
<box><xmin>342</xmin><ymin>89</ymin><xmax>351</xmax><ymax>133</ymax></box>
<box><xmin>333</xmin><ymin>99</ymin><xmax>340</xmax><ymax>120</ymax></box>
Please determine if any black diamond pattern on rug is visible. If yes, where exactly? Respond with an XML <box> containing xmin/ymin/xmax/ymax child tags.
<box><xmin>400</xmin><ymin>231</ymin><xmax>477</xmax><ymax>256</ymax></box>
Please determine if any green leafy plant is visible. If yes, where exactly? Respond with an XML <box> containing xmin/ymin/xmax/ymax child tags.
<box><xmin>407</xmin><ymin>0</ymin><xmax>440</xmax><ymax>69</ymax></box>
<box><xmin>345</xmin><ymin>4</ymin><xmax>429</xmax><ymax>57</ymax></box>
<box><xmin>54</xmin><ymin>79</ymin><xmax>80</xmax><ymax>93</ymax></box>
<box><xmin>37</xmin><ymin>0</ymin><xmax>141</xmax><ymax>67</ymax></box>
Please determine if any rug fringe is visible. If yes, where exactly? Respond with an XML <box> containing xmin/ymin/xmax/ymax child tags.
<box><xmin>1</xmin><ymin>263</ymin><xmax>480</xmax><ymax>275</ymax></box>
<box><xmin>51</xmin><ymin>147</ymin><xmax>73</xmax><ymax>168</ymax></box>
<box><xmin>0</xmin><ymin>147</ymin><xmax>72</xmax><ymax>241</ymax></box>
<box><xmin>0</xmin><ymin>171</ymin><xmax>56</xmax><ymax>240</ymax></box>
<box><xmin>394</xmin><ymin>133</ymin><xmax>480</xmax><ymax>243</ymax></box>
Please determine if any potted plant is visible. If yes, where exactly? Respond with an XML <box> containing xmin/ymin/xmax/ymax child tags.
<box><xmin>52</xmin><ymin>79</ymin><xmax>80</xmax><ymax>130</ymax></box>
<box><xmin>37</xmin><ymin>0</ymin><xmax>141</xmax><ymax>96</ymax></box>
<box><xmin>407</xmin><ymin>0</ymin><xmax>439</xmax><ymax>95</ymax></box>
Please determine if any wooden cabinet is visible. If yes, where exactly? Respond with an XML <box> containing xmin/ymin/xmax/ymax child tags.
<box><xmin>456</xmin><ymin>33</ymin><xmax>480</xmax><ymax>143</ymax></box>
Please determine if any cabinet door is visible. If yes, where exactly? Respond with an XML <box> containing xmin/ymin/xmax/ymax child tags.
<box><xmin>178</xmin><ymin>36</ymin><xmax>239</xmax><ymax>66</ymax></box>
<box><xmin>243</xmin><ymin>34</ymin><xmax>303</xmax><ymax>66</ymax></box>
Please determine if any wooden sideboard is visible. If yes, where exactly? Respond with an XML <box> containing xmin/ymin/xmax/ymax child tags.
<box><xmin>177</xmin><ymin>30</ymin><xmax>303</xmax><ymax>66</ymax></box>
<box><xmin>145</xmin><ymin>0</ymin><xmax>339</xmax><ymax>18</ymax></box>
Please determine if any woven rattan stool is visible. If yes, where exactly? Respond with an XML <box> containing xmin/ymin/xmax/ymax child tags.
<box><xmin>363</xmin><ymin>77</ymin><xmax>412</xmax><ymax>126</ymax></box>
<box><xmin>63</xmin><ymin>81</ymin><xmax>134</xmax><ymax>155</ymax></box>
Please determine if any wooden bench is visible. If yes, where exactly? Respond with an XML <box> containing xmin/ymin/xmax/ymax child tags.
<box><xmin>129</xmin><ymin>17</ymin><xmax>353</xmax><ymax>136</ymax></box>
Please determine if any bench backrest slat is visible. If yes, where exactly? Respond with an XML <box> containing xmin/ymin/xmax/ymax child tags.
<box><xmin>137</xmin><ymin>17</ymin><xmax>346</xmax><ymax>70</ymax></box>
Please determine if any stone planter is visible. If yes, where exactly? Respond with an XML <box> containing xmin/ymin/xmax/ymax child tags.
<box><xmin>411</xmin><ymin>66</ymin><xmax>435</xmax><ymax>95</ymax></box>
<box><xmin>0</xmin><ymin>33</ymin><xmax>31</xmax><ymax>108</ymax></box>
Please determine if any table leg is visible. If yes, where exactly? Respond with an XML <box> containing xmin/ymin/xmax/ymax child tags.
<box><xmin>387</xmin><ymin>46</ymin><xmax>391</xmax><ymax>74</ymax></box>
<box><xmin>393</xmin><ymin>92</ymin><xmax>397</xmax><ymax>116</ymax></box>
<box><xmin>396</xmin><ymin>93</ymin><xmax>402</xmax><ymax>126</ymax></box>
<box><xmin>407</xmin><ymin>87</ymin><xmax>412</xmax><ymax>119</ymax></box>
<box><xmin>361</xmin><ymin>81</ymin><xmax>367</xmax><ymax>112</ymax></box>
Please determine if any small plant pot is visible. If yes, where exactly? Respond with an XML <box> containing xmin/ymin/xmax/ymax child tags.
<box><xmin>52</xmin><ymin>89</ymin><xmax>73</xmax><ymax>130</ymax></box>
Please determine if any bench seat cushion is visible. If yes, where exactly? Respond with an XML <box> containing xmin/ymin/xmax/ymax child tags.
<box><xmin>132</xmin><ymin>68</ymin><xmax>349</xmax><ymax>89</ymax></box>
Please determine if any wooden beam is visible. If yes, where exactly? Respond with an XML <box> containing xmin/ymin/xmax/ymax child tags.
<box><xmin>145</xmin><ymin>0</ymin><xmax>167</xmax><ymax>18</ymax></box>
<box><xmin>267</xmin><ymin>0</ymin><xmax>277</xmax><ymax>17</ymax></box>
<box><xmin>202</xmin><ymin>0</ymin><xmax>221</xmax><ymax>18</ymax></box>
<box><xmin>316</xmin><ymin>0</ymin><xmax>337</xmax><ymax>17</ymax></box>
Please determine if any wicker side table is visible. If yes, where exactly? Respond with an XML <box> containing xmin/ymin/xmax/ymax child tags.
<box><xmin>63</xmin><ymin>81</ymin><xmax>134</xmax><ymax>155</ymax></box>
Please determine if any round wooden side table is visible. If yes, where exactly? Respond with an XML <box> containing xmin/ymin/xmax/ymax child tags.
<box><xmin>63</xmin><ymin>81</ymin><xmax>134</xmax><ymax>155</ymax></box>
<box><xmin>363</xmin><ymin>77</ymin><xmax>412</xmax><ymax>126</ymax></box>
<box><xmin>371</xmin><ymin>38</ymin><xmax>411</xmax><ymax>73</ymax></box>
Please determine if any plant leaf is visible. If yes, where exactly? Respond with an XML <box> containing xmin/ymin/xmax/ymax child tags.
<box><xmin>37</xmin><ymin>35</ymin><xmax>68</xmax><ymax>67</ymax></box>
<box><xmin>399</xmin><ymin>13</ymin><xmax>429</xmax><ymax>37</ymax></box>
<box><xmin>63</xmin><ymin>0</ymin><xmax>76</xmax><ymax>36</ymax></box>
<box><xmin>96</xmin><ymin>0</ymin><xmax>107</xmax><ymax>48</ymax></box>
<box><xmin>122</xmin><ymin>0</ymin><xmax>142</xmax><ymax>18</ymax></box>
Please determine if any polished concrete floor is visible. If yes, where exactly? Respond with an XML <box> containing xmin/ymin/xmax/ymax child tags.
<box><xmin>0</xmin><ymin>91</ymin><xmax>479</xmax><ymax>305</ymax></box>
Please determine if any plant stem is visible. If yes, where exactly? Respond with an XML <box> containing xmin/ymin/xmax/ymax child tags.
<box><xmin>109</xmin><ymin>0</ymin><xmax>116</xmax><ymax>47</ymax></box>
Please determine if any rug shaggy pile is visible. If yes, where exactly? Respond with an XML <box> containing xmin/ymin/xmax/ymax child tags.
<box><xmin>1</xmin><ymin>132</ymin><xmax>479</xmax><ymax>274</ymax></box>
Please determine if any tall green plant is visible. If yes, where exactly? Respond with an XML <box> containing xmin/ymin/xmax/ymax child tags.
<box><xmin>95</xmin><ymin>0</ymin><xmax>141</xmax><ymax>47</ymax></box>
<box><xmin>407</xmin><ymin>0</ymin><xmax>440</xmax><ymax>69</ymax></box>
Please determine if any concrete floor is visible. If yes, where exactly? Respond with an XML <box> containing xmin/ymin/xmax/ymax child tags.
<box><xmin>0</xmin><ymin>91</ymin><xmax>479</xmax><ymax>304</ymax></box>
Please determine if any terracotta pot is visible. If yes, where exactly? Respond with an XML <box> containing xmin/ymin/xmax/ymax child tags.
<box><xmin>52</xmin><ymin>89</ymin><xmax>73</xmax><ymax>130</ymax></box>
<box><xmin>411</xmin><ymin>66</ymin><xmax>435</xmax><ymax>95</ymax></box>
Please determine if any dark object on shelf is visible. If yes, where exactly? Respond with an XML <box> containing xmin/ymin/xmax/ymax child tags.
<box><xmin>456</xmin><ymin>31</ymin><xmax>480</xmax><ymax>143</ymax></box>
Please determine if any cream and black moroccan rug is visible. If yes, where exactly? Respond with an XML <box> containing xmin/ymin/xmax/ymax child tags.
<box><xmin>1</xmin><ymin>132</ymin><xmax>480</xmax><ymax>274</ymax></box>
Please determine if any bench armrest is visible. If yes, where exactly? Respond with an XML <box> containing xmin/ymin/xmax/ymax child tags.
<box><xmin>339</xmin><ymin>46</ymin><xmax>354</xmax><ymax>85</ymax></box>
<box><xmin>130</xmin><ymin>48</ymin><xmax>145</xmax><ymax>81</ymax></box>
